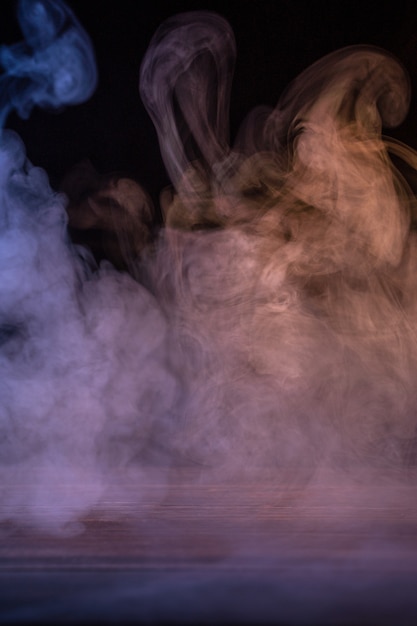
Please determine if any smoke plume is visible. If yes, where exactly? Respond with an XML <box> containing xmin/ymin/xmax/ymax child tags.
<box><xmin>1</xmin><ymin>1</ymin><xmax>417</xmax><ymax>536</ymax></box>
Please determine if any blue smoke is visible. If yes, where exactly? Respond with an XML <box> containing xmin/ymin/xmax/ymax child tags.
<box><xmin>0</xmin><ymin>0</ymin><xmax>97</xmax><ymax>127</ymax></box>
<box><xmin>0</xmin><ymin>0</ymin><xmax>176</xmax><ymax>534</ymax></box>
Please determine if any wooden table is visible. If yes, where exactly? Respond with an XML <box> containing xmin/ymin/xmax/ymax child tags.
<box><xmin>2</xmin><ymin>470</ymin><xmax>417</xmax><ymax>624</ymax></box>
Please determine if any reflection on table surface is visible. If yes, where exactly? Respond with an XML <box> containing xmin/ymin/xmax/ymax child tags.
<box><xmin>2</xmin><ymin>470</ymin><xmax>417</xmax><ymax>625</ymax></box>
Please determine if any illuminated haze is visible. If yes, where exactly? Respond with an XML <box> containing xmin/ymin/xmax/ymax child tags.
<box><xmin>2</xmin><ymin>0</ymin><xmax>417</xmax><ymax>532</ymax></box>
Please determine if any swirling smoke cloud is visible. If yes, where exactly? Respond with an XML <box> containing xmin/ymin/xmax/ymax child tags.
<box><xmin>1</xmin><ymin>0</ymin><xmax>417</xmax><ymax>533</ymax></box>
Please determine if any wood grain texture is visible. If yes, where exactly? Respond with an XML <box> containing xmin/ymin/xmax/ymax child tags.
<box><xmin>2</xmin><ymin>473</ymin><xmax>417</xmax><ymax>624</ymax></box>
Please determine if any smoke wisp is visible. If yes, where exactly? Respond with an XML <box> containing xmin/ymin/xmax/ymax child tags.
<box><xmin>1</xmin><ymin>1</ymin><xmax>417</xmax><ymax>537</ymax></box>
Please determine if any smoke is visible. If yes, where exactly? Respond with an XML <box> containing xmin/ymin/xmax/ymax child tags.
<box><xmin>0</xmin><ymin>0</ymin><xmax>175</xmax><ymax>533</ymax></box>
<box><xmin>1</xmin><ymin>0</ymin><xmax>417</xmax><ymax>542</ymax></box>
<box><xmin>0</xmin><ymin>0</ymin><xmax>97</xmax><ymax>125</ymax></box>
<box><xmin>139</xmin><ymin>12</ymin><xmax>417</xmax><ymax>479</ymax></box>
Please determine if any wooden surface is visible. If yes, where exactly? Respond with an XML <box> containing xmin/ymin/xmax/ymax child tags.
<box><xmin>2</xmin><ymin>472</ymin><xmax>417</xmax><ymax>624</ymax></box>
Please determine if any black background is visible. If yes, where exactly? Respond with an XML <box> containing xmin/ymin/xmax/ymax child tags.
<box><xmin>2</xmin><ymin>0</ymin><xmax>417</xmax><ymax>208</ymax></box>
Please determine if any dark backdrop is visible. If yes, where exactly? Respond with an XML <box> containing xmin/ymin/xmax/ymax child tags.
<box><xmin>1</xmin><ymin>0</ymin><xmax>417</xmax><ymax>208</ymax></box>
